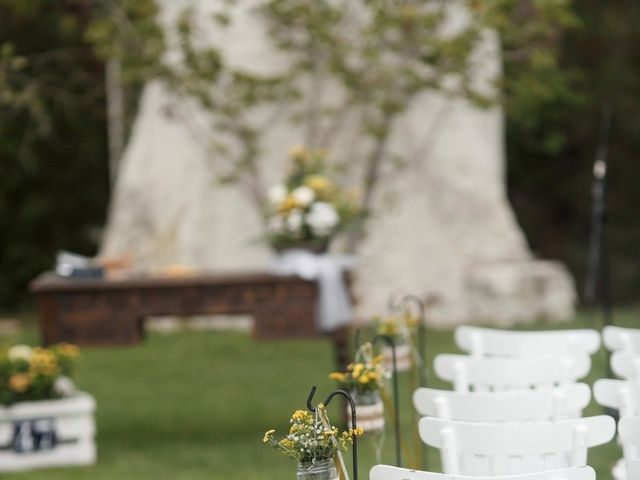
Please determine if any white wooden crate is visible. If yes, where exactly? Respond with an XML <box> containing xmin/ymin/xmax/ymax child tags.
<box><xmin>0</xmin><ymin>393</ymin><xmax>96</xmax><ymax>471</ymax></box>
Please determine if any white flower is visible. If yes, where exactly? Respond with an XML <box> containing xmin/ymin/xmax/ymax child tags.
<box><xmin>267</xmin><ymin>214</ymin><xmax>285</xmax><ymax>234</ymax></box>
<box><xmin>8</xmin><ymin>345</ymin><xmax>32</xmax><ymax>362</ymax></box>
<box><xmin>286</xmin><ymin>209</ymin><xmax>304</xmax><ymax>234</ymax></box>
<box><xmin>53</xmin><ymin>376</ymin><xmax>77</xmax><ymax>397</ymax></box>
<box><xmin>268</xmin><ymin>184</ymin><xmax>287</xmax><ymax>207</ymax></box>
<box><xmin>291</xmin><ymin>186</ymin><xmax>315</xmax><ymax>207</ymax></box>
<box><xmin>306</xmin><ymin>202</ymin><xmax>339</xmax><ymax>237</ymax></box>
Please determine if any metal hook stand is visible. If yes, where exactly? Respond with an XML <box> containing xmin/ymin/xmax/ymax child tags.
<box><xmin>353</xmin><ymin>328</ymin><xmax>403</xmax><ymax>467</ymax></box>
<box><xmin>306</xmin><ymin>386</ymin><xmax>358</xmax><ymax>480</ymax></box>
<box><xmin>371</xmin><ymin>334</ymin><xmax>402</xmax><ymax>467</ymax></box>
<box><xmin>398</xmin><ymin>295</ymin><xmax>427</xmax><ymax>387</ymax></box>
<box><xmin>388</xmin><ymin>294</ymin><xmax>429</xmax><ymax>469</ymax></box>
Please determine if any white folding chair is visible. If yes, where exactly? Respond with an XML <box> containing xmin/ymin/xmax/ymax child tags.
<box><xmin>604</xmin><ymin>326</ymin><xmax>640</xmax><ymax>353</ymax></box>
<box><xmin>617</xmin><ymin>417</ymin><xmax>640</xmax><ymax>480</ymax></box>
<box><xmin>413</xmin><ymin>384</ymin><xmax>591</xmax><ymax>422</ymax></box>
<box><xmin>611</xmin><ymin>352</ymin><xmax>640</xmax><ymax>381</ymax></box>
<box><xmin>370</xmin><ymin>464</ymin><xmax>596</xmax><ymax>480</ymax></box>
<box><xmin>434</xmin><ymin>354</ymin><xmax>591</xmax><ymax>392</ymax></box>
<box><xmin>455</xmin><ymin>326</ymin><xmax>601</xmax><ymax>357</ymax></box>
<box><xmin>593</xmin><ymin>379</ymin><xmax>640</xmax><ymax>417</ymax></box>
<box><xmin>419</xmin><ymin>416</ymin><xmax>615</xmax><ymax>476</ymax></box>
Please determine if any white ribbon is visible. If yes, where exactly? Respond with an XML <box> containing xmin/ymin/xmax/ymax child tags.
<box><xmin>271</xmin><ymin>250</ymin><xmax>356</xmax><ymax>332</ymax></box>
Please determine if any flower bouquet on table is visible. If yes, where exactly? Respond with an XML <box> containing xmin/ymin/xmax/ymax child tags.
<box><xmin>266</xmin><ymin>146</ymin><xmax>361</xmax><ymax>254</ymax></box>
<box><xmin>263</xmin><ymin>408</ymin><xmax>362</xmax><ymax>480</ymax></box>
<box><xmin>0</xmin><ymin>344</ymin><xmax>96</xmax><ymax>471</ymax></box>
<box><xmin>330</xmin><ymin>349</ymin><xmax>387</xmax><ymax>433</ymax></box>
<box><xmin>374</xmin><ymin>312</ymin><xmax>419</xmax><ymax>372</ymax></box>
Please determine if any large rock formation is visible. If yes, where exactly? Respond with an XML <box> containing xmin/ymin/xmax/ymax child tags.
<box><xmin>102</xmin><ymin>0</ymin><xmax>576</xmax><ymax>326</ymax></box>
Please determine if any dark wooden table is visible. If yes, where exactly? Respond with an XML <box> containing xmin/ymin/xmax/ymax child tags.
<box><xmin>30</xmin><ymin>271</ymin><xmax>350</xmax><ymax>368</ymax></box>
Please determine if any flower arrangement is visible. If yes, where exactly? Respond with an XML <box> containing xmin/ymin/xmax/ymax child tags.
<box><xmin>262</xmin><ymin>408</ymin><xmax>362</xmax><ymax>464</ymax></box>
<box><xmin>374</xmin><ymin>312</ymin><xmax>419</xmax><ymax>339</ymax></box>
<box><xmin>374</xmin><ymin>313</ymin><xmax>419</xmax><ymax>372</ymax></box>
<box><xmin>329</xmin><ymin>356</ymin><xmax>386</xmax><ymax>395</ymax></box>
<box><xmin>0</xmin><ymin>344</ymin><xmax>79</xmax><ymax>405</ymax></box>
<box><xmin>266</xmin><ymin>146</ymin><xmax>361</xmax><ymax>252</ymax></box>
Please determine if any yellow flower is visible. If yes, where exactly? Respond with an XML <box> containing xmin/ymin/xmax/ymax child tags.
<box><xmin>404</xmin><ymin>313</ymin><xmax>419</xmax><ymax>328</ymax></box>
<box><xmin>263</xmin><ymin>429</ymin><xmax>275</xmax><ymax>443</ymax></box>
<box><xmin>372</xmin><ymin>355</ymin><xmax>383</xmax><ymax>365</ymax></box>
<box><xmin>58</xmin><ymin>343</ymin><xmax>79</xmax><ymax>358</ymax></box>
<box><xmin>291</xmin><ymin>410</ymin><xmax>310</xmax><ymax>422</ymax></box>
<box><xmin>29</xmin><ymin>348</ymin><xmax>59</xmax><ymax>376</ymax></box>
<box><xmin>352</xmin><ymin>363</ymin><xmax>364</xmax><ymax>378</ymax></box>
<box><xmin>358</xmin><ymin>375</ymin><xmax>369</xmax><ymax>384</ymax></box>
<box><xmin>8</xmin><ymin>373</ymin><xmax>30</xmax><ymax>393</ymax></box>
<box><xmin>329</xmin><ymin>372</ymin><xmax>347</xmax><ymax>383</ymax></box>
<box><xmin>304</xmin><ymin>175</ymin><xmax>333</xmax><ymax>196</ymax></box>
<box><xmin>278</xmin><ymin>195</ymin><xmax>298</xmax><ymax>213</ymax></box>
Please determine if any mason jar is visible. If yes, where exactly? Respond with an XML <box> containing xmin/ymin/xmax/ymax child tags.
<box><xmin>296</xmin><ymin>458</ymin><xmax>339</xmax><ymax>480</ymax></box>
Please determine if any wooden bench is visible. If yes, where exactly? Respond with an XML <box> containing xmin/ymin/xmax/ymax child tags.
<box><xmin>30</xmin><ymin>271</ymin><xmax>350</xmax><ymax>367</ymax></box>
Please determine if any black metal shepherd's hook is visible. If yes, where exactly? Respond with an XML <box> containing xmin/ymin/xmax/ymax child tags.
<box><xmin>371</xmin><ymin>334</ymin><xmax>402</xmax><ymax>468</ymax></box>
<box><xmin>388</xmin><ymin>294</ymin><xmax>428</xmax><ymax>387</ymax></box>
<box><xmin>352</xmin><ymin>329</ymin><xmax>402</xmax><ymax>467</ymax></box>
<box><xmin>402</xmin><ymin>295</ymin><xmax>427</xmax><ymax>387</ymax></box>
<box><xmin>306</xmin><ymin>386</ymin><xmax>358</xmax><ymax>480</ymax></box>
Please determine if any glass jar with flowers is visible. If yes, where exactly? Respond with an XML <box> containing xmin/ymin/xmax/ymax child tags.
<box><xmin>329</xmin><ymin>349</ymin><xmax>386</xmax><ymax>433</ymax></box>
<box><xmin>265</xmin><ymin>146</ymin><xmax>361</xmax><ymax>254</ymax></box>
<box><xmin>374</xmin><ymin>313</ymin><xmax>419</xmax><ymax>373</ymax></box>
<box><xmin>262</xmin><ymin>408</ymin><xmax>362</xmax><ymax>480</ymax></box>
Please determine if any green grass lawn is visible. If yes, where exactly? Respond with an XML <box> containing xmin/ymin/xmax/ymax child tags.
<box><xmin>0</xmin><ymin>308</ymin><xmax>636</xmax><ymax>479</ymax></box>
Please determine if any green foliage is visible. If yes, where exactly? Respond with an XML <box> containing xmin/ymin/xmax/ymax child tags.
<box><xmin>506</xmin><ymin>0</ymin><xmax>640</xmax><ymax>302</ymax></box>
<box><xmin>0</xmin><ymin>0</ymin><xmax>109</xmax><ymax>310</ymax></box>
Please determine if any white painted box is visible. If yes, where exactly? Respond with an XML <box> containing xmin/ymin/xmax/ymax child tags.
<box><xmin>0</xmin><ymin>393</ymin><xmax>96</xmax><ymax>471</ymax></box>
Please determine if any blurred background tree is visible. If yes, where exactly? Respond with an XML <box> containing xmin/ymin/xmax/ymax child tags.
<box><xmin>0</xmin><ymin>0</ymin><xmax>108</xmax><ymax>309</ymax></box>
<box><xmin>0</xmin><ymin>0</ymin><xmax>638</xmax><ymax>310</ymax></box>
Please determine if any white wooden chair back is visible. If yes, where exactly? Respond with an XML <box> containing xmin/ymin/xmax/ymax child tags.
<box><xmin>619</xmin><ymin>417</ymin><xmax>640</xmax><ymax>470</ymax></box>
<box><xmin>455</xmin><ymin>326</ymin><xmax>601</xmax><ymax>357</ymax></box>
<box><xmin>419</xmin><ymin>416</ymin><xmax>615</xmax><ymax>476</ymax></box>
<box><xmin>413</xmin><ymin>384</ymin><xmax>591</xmax><ymax>422</ymax></box>
<box><xmin>604</xmin><ymin>326</ymin><xmax>640</xmax><ymax>353</ymax></box>
<box><xmin>611</xmin><ymin>352</ymin><xmax>640</xmax><ymax>381</ymax></box>
<box><xmin>434</xmin><ymin>354</ymin><xmax>591</xmax><ymax>392</ymax></box>
<box><xmin>369</xmin><ymin>464</ymin><xmax>596</xmax><ymax>480</ymax></box>
<box><xmin>593</xmin><ymin>379</ymin><xmax>640</xmax><ymax>417</ymax></box>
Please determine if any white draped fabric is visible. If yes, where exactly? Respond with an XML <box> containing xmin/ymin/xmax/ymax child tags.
<box><xmin>271</xmin><ymin>250</ymin><xmax>355</xmax><ymax>332</ymax></box>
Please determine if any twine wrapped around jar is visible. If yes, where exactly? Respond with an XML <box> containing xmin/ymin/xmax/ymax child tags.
<box><xmin>351</xmin><ymin>390</ymin><xmax>385</xmax><ymax>433</ymax></box>
<box><xmin>382</xmin><ymin>337</ymin><xmax>412</xmax><ymax>372</ymax></box>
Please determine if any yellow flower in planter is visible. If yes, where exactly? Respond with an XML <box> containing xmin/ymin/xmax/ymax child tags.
<box><xmin>30</xmin><ymin>348</ymin><xmax>59</xmax><ymax>376</ymax></box>
<box><xmin>8</xmin><ymin>373</ymin><xmax>30</xmax><ymax>393</ymax></box>
<box><xmin>57</xmin><ymin>343</ymin><xmax>79</xmax><ymax>358</ymax></box>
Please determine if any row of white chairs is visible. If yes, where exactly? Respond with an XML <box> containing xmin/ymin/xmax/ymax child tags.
<box><xmin>369</xmin><ymin>325</ymin><xmax>640</xmax><ymax>480</ymax></box>
<box><xmin>456</xmin><ymin>324</ymin><xmax>640</xmax><ymax>357</ymax></box>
